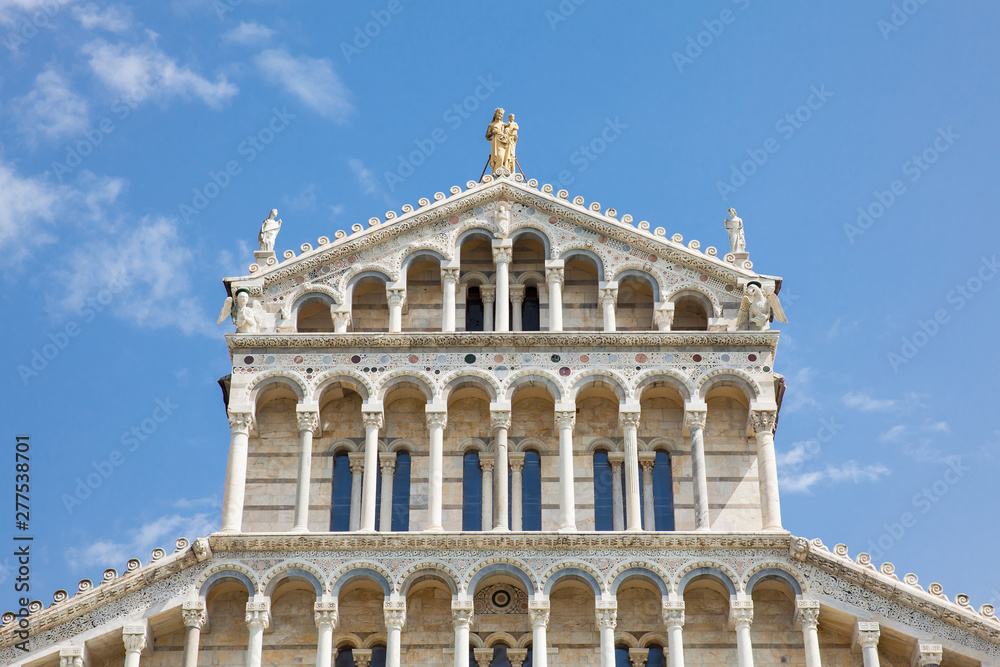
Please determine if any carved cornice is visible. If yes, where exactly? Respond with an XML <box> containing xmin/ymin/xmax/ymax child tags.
<box><xmin>226</xmin><ymin>331</ymin><xmax>779</xmax><ymax>353</ymax></box>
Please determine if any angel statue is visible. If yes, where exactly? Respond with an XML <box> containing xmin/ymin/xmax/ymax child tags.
<box><xmin>736</xmin><ymin>282</ymin><xmax>787</xmax><ymax>331</ymax></box>
<box><xmin>217</xmin><ymin>289</ymin><xmax>265</xmax><ymax>333</ymax></box>
<box><xmin>258</xmin><ymin>209</ymin><xmax>282</xmax><ymax>252</ymax></box>
<box><xmin>724</xmin><ymin>208</ymin><xmax>746</xmax><ymax>254</ymax></box>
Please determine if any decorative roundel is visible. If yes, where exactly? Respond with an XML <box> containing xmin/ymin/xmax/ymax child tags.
<box><xmin>474</xmin><ymin>583</ymin><xmax>529</xmax><ymax>615</ymax></box>
<box><xmin>491</xmin><ymin>589</ymin><xmax>511</xmax><ymax>608</ymax></box>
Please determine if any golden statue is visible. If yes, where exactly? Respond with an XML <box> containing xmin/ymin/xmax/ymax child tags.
<box><xmin>485</xmin><ymin>108</ymin><xmax>518</xmax><ymax>175</ymax></box>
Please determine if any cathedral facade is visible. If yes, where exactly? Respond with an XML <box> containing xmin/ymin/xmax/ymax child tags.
<box><xmin>4</xmin><ymin>165</ymin><xmax>1000</xmax><ymax>667</ymax></box>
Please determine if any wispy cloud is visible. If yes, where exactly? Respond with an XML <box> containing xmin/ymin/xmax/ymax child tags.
<box><xmin>841</xmin><ymin>391</ymin><xmax>898</xmax><ymax>412</ymax></box>
<box><xmin>65</xmin><ymin>511</ymin><xmax>217</xmax><ymax>570</ymax></box>
<box><xmin>255</xmin><ymin>48</ymin><xmax>353</xmax><ymax>121</ymax></box>
<box><xmin>349</xmin><ymin>158</ymin><xmax>377</xmax><ymax>195</ymax></box>
<box><xmin>223</xmin><ymin>21</ymin><xmax>274</xmax><ymax>45</ymax></box>
<box><xmin>0</xmin><ymin>0</ymin><xmax>57</xmax><ymax>25</ymax></box>
<box><xmin>783</xmin><ymin>366</ymin><xmax>820</xmax><ymax>412</ymax></box>
<box><xmin>781</xmin><ymin>460</ymin><xmax>890</xmax><ymax>494</ymax></box>
<box><xmin>284</xmin><ymin>183</ymin><xmax>317</xmax><ymax>211</ymax></box>
<box><xmin>82</xmin><ymin>38</ymin><xmax>238</xmax><ymax>109</ymax></box>
<box><xmin>776</xmin><ymin>440</ymin><xmax>817</xmax><ymax>469</ymax></box>
<box><xmin>13</xmin><ymin>68</ymin><xmax>89</xmax><ymax>142</ymax></box>
<box><xmin>72</xmin><ymin>2</ymin><xmax>132</xmax><ymax>32</ymax></box>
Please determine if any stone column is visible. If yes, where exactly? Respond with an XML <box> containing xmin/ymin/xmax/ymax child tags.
<box><xmin>181</xmin><ymin>601</ymin><xmax>207</xmax><ymax>667</ymax></box>
<box><xmin>491</xmin><ymin>408</ymin><xmax>511</xmax><ymax>531</ymax></box>
<box><xmin>353</xmin><ymin>649</ymin><xmax>373</xmax><ymax>667</ymax></box>
<box><xmin>663</xmin><ymin>601</ymin><xmax>685</xmax><ymax>667</ymax></box>
<box><xmin>639</xmin><ymin>453</ymin><xmax>656</xmax><ymax>531</ymax></box>
<box><xmin>333</xmin><ymin>308</ymin><xmax>352</xmax><ymax>333</ymax></box>
<box><xmin>493</xmin><ymin>242</ymin><xmax>512</xmax><ymax>332</ymax></box>
<box><xmin>750</xmin><ymin>409</ymin><xmax>782</xmax><ymax>531</ymax></box>
<box><xmin>529</xmin><ymin>599</ymin><xmax>550</xmax><ymax>667</ymax></box>
<box><xmin>629</xmin><ymin>648</ymin><xmax>650</xmax><ymax>667</ymax></box>
<box><xmin>481</xmin><ymin>286</ymin><xmax>496</xmax><ymax>332</ymax></box>
<box><xmin>555</xmin><ymin>408</ymin><xmax>577</xmax><ymax>532</ymax></box>
<box><xmin>596</xmin><ymin>601</ymin><xmax>618</xmax><ymax>667</ymax></box>
<box><xmin>600</xmin><ymin>283</ymin><xmax>618</xmax><ymax>332</ymax></box>
<box><xmin>856</xmin><ymin>622</ymin><xmax>881</xmax><ymax>667</ymax></box>
<box><xmin>795</xmin><ymin>599</ymin><xmax>822</xmax><ymax>667</ymax></box>
<box><xmin>426</xmin><ymin>408</ymin><xmax>448</xmax><ymax>531</ymax></box>
<box><xmin>509</xmin><ymin>452</ymin><xmax>525</xmax><ymax>531</ymax></box>
<box><xmin>314</xmin><ymin>601</ymin><xmax>338</xmax><ymax>667</ymax></box>
<box><xmin>684</xmin><ymin>409</ymin><xmax>710</xmax><ymax>531</ymax></box>
<box><xmin>442</xmin><ymin>267</ymin><xmax>460</xmax><ymax>332</ymax></box>
<box><xmin>510</xmin><ymin>284</ymin><xmax>525</xmax><ymax>331</ymax></box>
<box><xmin>360</xmin><ymin>409</ymin><xmax>384</xmax><ymax>532</ymax></box>
<box><xmin>348</xmin><ymin>452</ymin><xmax>365</xmax><ymax>532</ymax></box>
<box><xmin>59</xmin><ymin>648</ymin><xmax>84</xmax><ymax>667</ymax></box>
<box><xmin>221</xmin><ymin>411</ymin><xmax>253</xmax><ymax>533</ymax></box>
<box><xmin>608</xmin><ymin>452</ymin><xmax>625</xmax><ymax>531</ymax></box>
<box><xmin>545</xmin><ymin>262</ymin><xmax>565</xmax><ymax>332</ymax></box>
<box><xmin>293</xmin><ymin>410</ymin><xmax>319</xmax><ymax>532</ymax></box>
<box><xmin>913</xmin><ymin>643</ymin><xmax>943</xmax><ymax>667</ymax></box>
<box><xmin>480</xmin><ymin>457</ymin><xmax>494</xmax><ymax>531</ymax></box>
<box><xmin>655</xmin><ymin>302</ymin><xmax>675</xmax><ymax>332</ymax></box>
<box><xmin>384</xmin><ymin>600</ymin><xmax>406</xmax><ymax>667</ymax></box>
<box><xmin>122</xmin><ymin>626</ymin><xmax>146</xmax><ymax>667</ymax></box>
<box><xmin>245</xmin><ymin>599</ymin><xmax>270</xmax><ymax>667</ymax></box>
<box><xmin>729</xmin><ymin>599</ymin><xmax>754</xmax><ymax>667</ymax></box>
<box><xmin>508</xmin><ymin>649</ymin><xmax>528</xmax><ymax>667</ymax></box>
<box><xmin>379</xmin><ymin>452</ymin><xmax>396</xmax><ymax>532</ymax></box>
<box><xmin>452</xmin><ymin>600</ymin><xmax>474</xmax><ymax>667</ymax></box>
<box><xmin>387</xmin><ymin>286</ymin><xmax>406</xmax><ymax>333</ymax></box>
<box><xmin>620</xmin><ymin>409</ymin><xmax>642</xmax><ymax>531</ymax></box>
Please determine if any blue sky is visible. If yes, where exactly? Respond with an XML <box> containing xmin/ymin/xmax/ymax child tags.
<box><xmin>1</xmin><ymin>1</ymin><xmax>999</xmax><ymax>616</ymax></box>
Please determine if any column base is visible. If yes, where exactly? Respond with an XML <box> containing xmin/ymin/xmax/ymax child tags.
<box><xmin>558</xmin><ymin>525</ymin><xmax>577</xmax><ymax>533</ymax></box>
<box><xmin>424</xmin><ymin>526</ymin><xmax>444</xmax><ymax>533</ymax></box>
<box><xmin>289</xmin><ymin>526</ymin><xmax>310</xmax><ymax>534</ymax></box>
<box><xmin>217</xmin><ymin>528</ymin><xmax>241</xmax><ymax>535</ymax></box>
<box><xmin>491</xmin><ymin>526</ymin><xmax>510</xmax><ymax>533</ymax></box>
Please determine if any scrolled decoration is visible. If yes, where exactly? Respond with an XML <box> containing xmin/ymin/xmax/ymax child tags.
<box><xmin>589</xmin><ymin>202</ymin><xmax>601</xmax><ymax>212</ymax></box>
<box><xmin>556</xmin><ymin>189</ymin><xmax>568</xmax><ymax>199</ymax></box>
<box><xmin>903</xmin><ymin>573</ymin><xmax>920</xmax><ymax>587</ymax></box>
<box><xmin>569</xmin><ymin>195</ymin><xmax>582</xmax><ymax>205</ymax></box>
<box><xmin>368</xmin><ymin>217</ymin><xmax>380</xmax><ymax>227</ymax></box>
<box><xmin>706</xmin><ymin>246</ymin><xmax>717</xmax><ymax>256</ymax></box>
<box><xmin>621</xmin><ymin>214</ymin><xmax>633</xmax><ymax>224</ymax></box>
<box><xmin>483</xmin><ymin>174</ymin><xmax>494</xmax><ymax>183</ymax></box>
<box><xmin>400</xmin><ymin>204</ymin><xmax>413</xmax><ymax>214</ymax></box>
<box><xmin>638</xmin><ymin>220</ymin><xmax>650</xmax><ymax>231</ymax></box>
<box><xmin>809</xmin><ymin>537</ymin><xmax>826</xmax><ymax>550</ymax></box>
<box><xmin>654</xmin><ymin>227</ymin><xmax>666</xmax><ymax>237</ymax></box>
<box><xmin>351</xmin><ymin>223</ymin><xmax>364</xmax><ymax>233</ymax></box>
<box><xmin>528</xmin><ymin>178</ymin><xmax>539</xmax><ymax>187</ymax></box>
<box><xmin>318</xmin><ymin>235</ymin><xmax>330</xmax><ymax>245</ymax></box>
<box><xmin>103</xmin><ymin>569</ymin><xmax>117</xmax><ymax>581</ymax></box>
<box><xmin>283</xmin><ymin>250</ymin><xmax>295</xmax><ymax>260</ymax></box>
<box><xmin>856</xmin><ymin>552</ymin><xmax>872</xmax><ymax>566</ymax></box>
<box><xmin>151</xmin><ymin>547</ymin><xmax>166</xmax><ymax>560</ymax></box>
<box><xmin>670</xmin><ymin>233</ymin><xmax>683</xmax><ymax>243</ymax></box>
<box><xmin>514</xmin><ymin>172</ymin><xmax>524</xmax><ymax>182</ymax></box>
<box><xmin>541</xmin><ymin>183</ymin><xmax>553</xmax><ymax>193</ymax></box>
<box><xmin>335</xmin><ymin>230</ymin><xmax>346</xmax><ymax>239</ymax></box>
<box><xmin>385</xmin><ymin>211</ymin><xmax>396</xmax><ymax>220</ymax></box>
<box><xmin>175</xmin><ymin>537</ymin><xmax>190</xmax><ymax>551</ymax></box>
<box><xmin>28</xmin><ymin>600</ymin><xmax>42</xmax><ymax>613</ymax></box>
<box><xmin>980</xmin><ymin>604</ymin><xmax>995</xmax><ymax>618</ymax></box>
<box><xmin>724</xmin><ymin>252</ymin><xmax>736</xmax><ymax>263</ymax></box>
<box><xmin>687</xmin><ymin>239</ymin><xmax>700</xmax><ymax>250</ymax></box>
<box><xmin>78</xmin><ymin>579</ymin><xmax>93</xmax><ymax>592</ymax></box>
<box><xmin>53</xmin><ymin>590</ymin><xmax>68</xmax><ymax>603</ymax></box>
<box><xmin>300</xmin><ymin>243</ymin><xmax>312</xmax><ymax>253</ymax></box>
<box><xmin>248</xmin><ymin>263</ymin><xmax>259</xmax><ymax>273</ymax></box>
<box><xmin>743</xmin><ymin>259</ymin><xmax>754</xmax><ymax>270</ymax></box>
<box><xmin>832</xmin><ymin>543</ymin><xmax>849</xmax><ymax>557</ymax></box>
<box><xmin>434</xmin><ymin>192</ymin><xmax>445</xmax><ymax>201</ymax></box>
<box><xmin>879</xmin><ymin>562</ymin><xmax>896</xmax><ymax>578</ymax></box>
<box><xmin>955</xmin><ymin>593</ymin><xmax>971</xmax><ymax>607</ymax></box>
<box><xmin>450</xmin><ymin>186</ymin><xmax>461</xmax><ymax>195</ymax></box>
<box><xmin>419</xmin><ymin>198</ymin><xmax>431</xmax><ymax>207</ymax></box>
<box><xmin>2</xmin><ymin>611</ymin><xmax>16</xmax><ymax>624</ymax></box>
<box><xmin>126</xmin><ymin>558</ymin><xmax>142</xmax><ymax>571</ymax></box>
<box><xmin>927</xmin><ymin>582</ymin><xmax>945</xmax><ymax>596</ymax></box>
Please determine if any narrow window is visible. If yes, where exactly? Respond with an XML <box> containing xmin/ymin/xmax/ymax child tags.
<box><xmin>391</xmin><ymin>451</ymin><xmax>411</xmax><ymax>532</ymax></box>
<box><xmin>652</xmin><ymin>450</ymin><xmax>675</xmax><ymax>531</ymax></box>
<box><xmin>463</xmin><ymin>451</ymin><xmax>483</xmax><ymax>531</ymax></box>
<box><xmin>593</xmin><ymin>451</ymin><xmax>613</xmax><ymax>531</ymax></box>
<box><xmin>466</xmin><ymin>285</ymin><xmax>484</xmax><ymax>331</ymax></box>
<box><xmin>330</xmin><ymin>452</ymin><xmax>352</xmax><ymax>531</ymax></box>
<box><xmin>522</xmin><ymin>450</ymin><xmax>542</xmax><ymax>531</ymax></box>
<box><xmin>522</xmin><ymin>284</ymin><xmax>540</xmax><ymax>331</ymax></box>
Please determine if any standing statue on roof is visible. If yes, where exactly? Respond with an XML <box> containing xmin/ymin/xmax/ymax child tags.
<box><xmin>485</xmin><ymin>108</ymin><xmax>518</xmax><ymax>175</ymax></box>
<box><xmin>724</xmin><ymin>208</ymin><xmax>746</xmax><ymax>254</ymax></box>
<box><xmin>258</xmin><ymin>209</ymin><xmax>282</xmax><ymax>252</ymax></box>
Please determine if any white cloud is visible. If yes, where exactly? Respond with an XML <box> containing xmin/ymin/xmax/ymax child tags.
<box><xmin>82</xmin><ymin>38</ymin><xmax>238</xmax><ymax>109</ymax></box>
<box><xmin>255</xmin><ymin>48</ymin><xmax>353</xmax><ymax>121</ymax></box>
<box><xmin>783</xmin><ymin>366</ymin><xmax>820</xmax><ymax>412</ymax></box>
<box><xmin>0</xmin><ymin>0</ymin><xmax>59</xmax><ymax>25</ymax></box>
<box><xmin>780</xmin><ymin>471</ymin><xmax>825</xmax><ymax>493</ymax></box>
<box><xmin>284</xmin><ymin>183</ymin><xmax>316</xmax><ymax>210</ymax></box>
<box><xmin>223</xmin><ymin>21</ymin><xmax>274</xmax><ymax>45</ymax></box>
<box><xmin>349</xmin><ymin>158</ymin><xmax>377</xmax><ymax>195</ymax></box>
<box><xmin>72</xmin><ymin>2</ymin><xmax>132</xmax><ymax>32</ymax></box>
<box><xmin>781</xmin><ymin>460</ymin><xmax>890</xmax><ymax>494</ymax></box>
<box><xmin>841</xmin><ymin>391</ymin><xmax>897</xmax><ymax>412</ymax></box>
<box><xmin>329</xmin><ymin>203</ymin><xmax>345</xmax><ymax>220</ymax></box>
<box><xmin>879</xmin><ymin>424</ymin><xmax>908</xmax><ymax>442</ymax></box>
<box><xmin>0</xmin><ymin>159</ymin><xmax>62</xmax><ymax>261</ymax></box>
<box><xmin>13</xmin><ymin>68</ymin><xmax>89</xmax><ymax>142</ymax></box>
<box><xmin>66</xmin><ymin>511</ymin><xmax>217</xmax><ymax>570</ymax></box>
<box><xmin>51</xmin><ymin>215</ymin><xmax>215</xmax><ymax>336</ymax></box>
<box><xmin>777</xmin><ymin>440</ymin><xmax>818</xmax><ymax>469</ymax></box>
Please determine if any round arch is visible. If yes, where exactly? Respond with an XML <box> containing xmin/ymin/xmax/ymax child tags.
<box><xmin>396</xmin><ymin>561</ymin><xmax>461</xmax><ymax>597</ymax></box>
<box><xmin>198</xmin><ymin>564</ymin><xmax>257</xmax><ymax>599</ymax></box>
<box><xmin>504</xmin><ymin>369</ymin><xmax>564</xmax><ymax>402</ymax></box>
<box><xmin>665</xmin><ymin>285</ymin><xmax>721</xmax><ymax>318</ymax></box>
<box><xmin>610</xmin><ymin>567</ymin><xmax>669</xmax><ymax>597</ymax></box>
<box><xmin>698</xmin><ymin>369</ymin><xmax>761</xmax><ymax>403</ymax></box>
<box><xmin>632</xmin><ymin>370</ymin><xmax>694</xmax><ymax>403</ymax></box>
<box><xmin>744</xmin><ymin>564</ymin><xmax>804</xmax><ymax>597</ymax></box>
<box><xmin>344</xmin><ymin>269</ymin><xmax>393</xmax><ymax>302</ymax></box>
<box><xmin>569</xmin><ymin>370</ymin><xmax>629</xmax><ymax>403</ymax></box>
<box><xmin>261</xmin><ymin>564</ymin><xmax>325</xmax><ymax>598</ymax></box>
<box><xmin>377</xmin><ymin>371</ymin><xmax>436</xmax><ymax>402</ymax></box>
<box><xmin>331</xmin><ymin>567</ymin><xmax>392</xmax><ymax>598</ymax></box>
<box><xmin>400</xmin><ymin>248</ymin><xmax>447</xmax><ymax>274</ymax></box>
<box><xmin>542</xmin><ymin>565</ymin><xmax>603</xmax><ymax>597</ymax></box>
<box><xmin>313</xmin><ymin>369</ymin><xmax>373</xmax><ymax>402</ymax></box>
<box><xmin>614</xmin><ymin>269</ymin><xmax>662</xmax><ymax>302</ymax></box>
<box><xmin>675</xmin><ymin>563</ymin><xmax>739</xmax><ymax>597</ymax></box>
<box><xmin>512</xmin><ymin>437</ymin><xmax>548</xmax><ymax>453</ymax></box>
<box><xmin>484</xmin><ymin>632</ymin><xmax>518</xmax><ymax>648</ymax></box>
<box><xmin>560</xmin><ymin>248</ymin><xmax>606</xmax><ymax>281</ymax></box>
<box><xmin>441</xmin><ymin>369</ymin><xmax>500</xmax><ymax>402</ymax></box>
<box><xmin>455</xmin><ymin>228</ymin><xmax>497</xmax><ymax>255</ymax></box>
<box><xmin>510</xmin><ymin>226</ymin><xmax>552</xmax><ymax>257</ymax></box>
<box><xmin>246</xmin><ymin>372</ymin><xmax>308</xmax><ymax>407</ymax></box>
<box><xmin>466</xmin><ymin>560</ymin><xmax>537</xmax><ymax>598</ymax></box>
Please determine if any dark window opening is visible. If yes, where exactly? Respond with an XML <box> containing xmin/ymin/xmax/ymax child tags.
<box><xmin>523</xmin><ymin>285</ymin><xmax>540</xmax><ymax>331</ymax></box>
<box><xmin>466</xmin><ymin>285</ymin><xmax>484</xmax><ymax>331</ymax></box>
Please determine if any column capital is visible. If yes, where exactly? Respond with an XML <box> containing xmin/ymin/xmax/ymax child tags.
<box><xmin>509</xmin><ymin>284</ymin><xmax>526</xmax><ymax>304</ymax></box>
<box><xmin>529</xmin><ymin>599</ymin><xmax>551</xmax><ymax>627</ymax></box>
<box><xmin>426</xmin><ymin>410</ymin><xmax>448</xmax><ymax>430</ymax></box>
<box><xmin>618</xmin><ymin>410</ymin><xmax>641</xmax><ymax>429</ymax></box>
<box><xmin>750</xmin><ymin>409</ymin><xmax>777</xmax><ymax>435</ymax></box>
<box><xmin>480</xmin><ymin>285</ymin><xmax>496</xmax><ymax>304</ymax></box>
<box><xmin>384</xmin><ymin>600</ymin><xmax>406</xmax><ymax>630</ymax></box>
<box><xmin>348</xmin><ymin>452</ymin><xmax>366</xmax><ymax>475</ymax></box>
<box><xmin>684</xmin><ymin>410</ymin><xmax>707</xmax><ymax>431</ymax></box>
<box><xmin>608</xmin><ymin>451</ymin><xmax>625</xmax><ymax>471</ymax></box>
<box><xmin>59</xmin><ymin>648</ymin><xmax>84</xmax><ymax>667</ymax></box>
<box><xmin>228</xmin><ymin>411</ymin><xmax>254</xmax><ymax>435</ymax></box>
<box><xmin>182</xmin><ymin>600</ymin><xmax>207</xmax><ymax>629</ymax></box>
<box><xmin>554</xmin><ymin>410</ymin><xmax>576</xmax><ymax>429</ymax></box>
<box><xmin>379</xmin><ymin>451</ymin><xmax>397</xmax><ymax>473</ymax></box>
<box><xmin>362</xmin><ymin>411</ymin><xmax>384</xmax><ymax>430</ymax></box>
<box><xmin>452</xmin><ymin>599</ymin><xmax>474</xmax><ymax>628</ymax></box>
<box><xmin>490</xmin><ymin>409</ymin><xmax>511</xmax><ymax>431</ymax></box>
<box><xmin>728</xmin><ymin>599</ymin><xmax>753</xmax><ymax>631</ymax></box>
<box><xmin>628</xmin><ymin>647</ymin><xmax>650</xmax><ymax>667</ymax></box>
<box><xmin>639</xmin><ymin>452</ymin><xmax>656</xmax><ymax>471</ymax></box>
<box><xmin>912</xmin><ymin>642</ymin><xmax>943</xmax><ymax>666</ymax></box>
<box><xmin>352</xmin><ymin>648</ymin><xmax>373</xmax><ymax>667</ymax></box>
<box><xmin>473</xmin><ymin>648</ymin><xmax>494</xmax><ymax>667</ymax></box>
<box><xmin>386</xmin><ymin>286</ymin><xmax>406</xmax><ymax>307</ymax></box>
<box><xmin>662</xmin><ymin>600</ymin><xmax>685</xmax><ymax>629</ymax></box>
<box><xmin>441</xmin><ymin>267</ymin><xmax>461</xmax><ymax>283</ymax></box>
<box><xmin>507</xmin><ymin>648</ymin><xmax>529</xmax><ymax>667</ymax></box>
<box><xmin>794</xmin><ymin>598</ymin><xmax>821</xmax><ymax>630</ymax></box>
<box><xmin>654</xmin><ymin>302</ymin><xmax>675</xmax><ymax>331</ymax></box>
<box><xmin>854</xmin><ymin>621</ymin><xmax>881</xmax><ymax>651</ymax></box>
<box><xmin>245</xmin><ymin>599</ymin><xmax>271</xmax><ymax>631</ymax></box>
<box><xmin>296</xmin><ymin>410</ymin><xmax>320</xmax><ymax>434</ymax></box>
<box><xmin>599</xmin><ymin>284</ymin><xmax>619</xmax><ymax>306</ymax></box>
<box><xmin>333</xmin><ymin>308</ymin><xmax>352</xmax><ymax>328</ymax></box>
<box><xmin>314</xmin><ymin>600</ymin><xmax>339</xmax><ymax>629</ymax></box>
<box><xmin>122</xmin><ymin>625</ymin><xmax>147</xmax><ymax>653</ymax></box>
<box><xmin>595</xmin><ymin>601</ymin><xmax>618</xmax><ymax>630</ymax></box>
<box><xmin>480</xmin><ymin>457</ymin><xmax>495</xmax><ymax>473</ymax></box>
<box><xmin>508</xmin><ymin>451</ymin><xmax>526</xmax><ymax>472</ymax></box>
<box><xmin>492</xmin><ymin>244</ymin><xmax>513</xmax><ymax>264</ymax></box>
<box><xmin>545</xmin><ymin>265</ymin><xmax>565</xmax><ymax>286</ymax></box>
